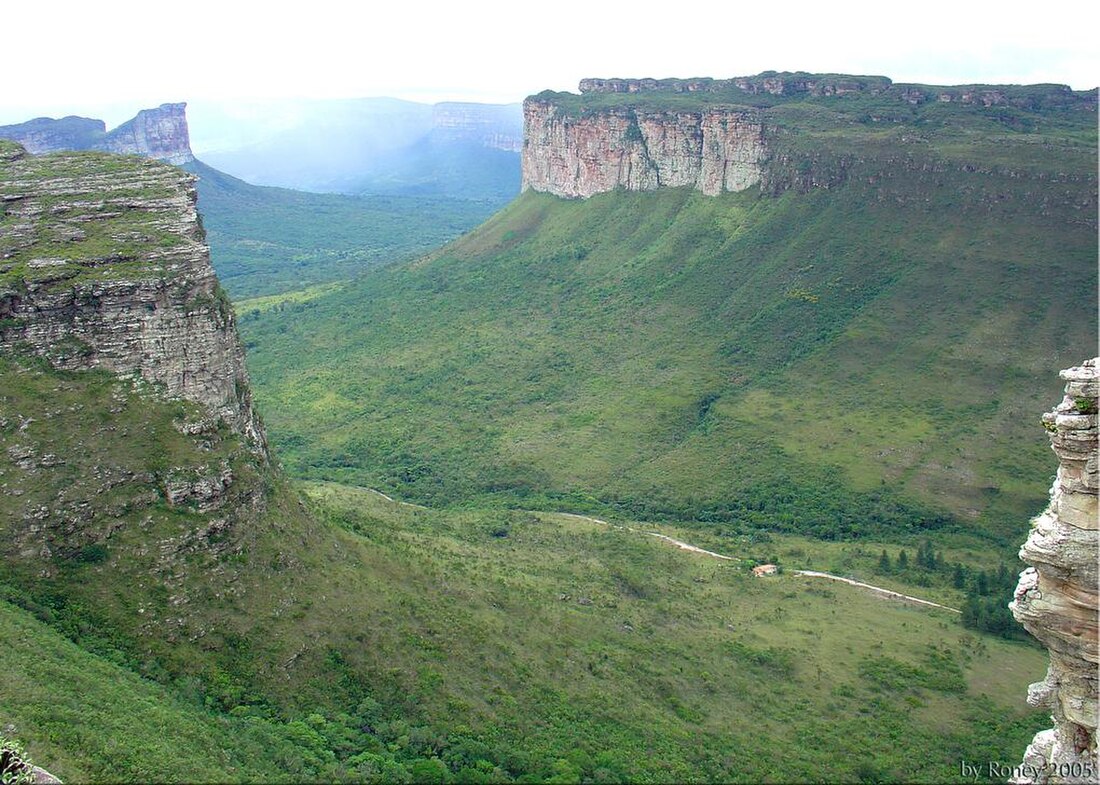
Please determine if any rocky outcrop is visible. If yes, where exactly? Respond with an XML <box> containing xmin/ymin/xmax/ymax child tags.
<box><xmin>526</xmin><ymin>73</ymin><xmax>1099</xmax><ymax>200</ymax></box>
<box><xmin>522</xmin><ymin>100</ymin><xmax>767</xmax><ymax>198</ymax></box>
<box><xmin>101</xmin><ymin>104</ymin><xmax>193</xmax><ymax>166</ymax></box>
<box><xmin>1011</xmin><ymin>359</ymin><xmax>1098</xmax><ymax>784</ymax></box>
<box><xmin>0</xmin><ymin>104</ymin><xmax>193</xmax><ymax>166</ymax></box>
<box><xmin>578</xmin><ymin>73</ymin><xmax>1097</xmax><ymax>112</ymax></box>
<box><xmin>0</xmin><ymin>141</ymin><xmax>264</xmax><ymax>451</ymax></box>
<box><xmin>432</xmin><ymin>102</ymin><xmax>522</xmax><ymax>152</ymax></box>
<box><xmin>578</xmin><ymin>74</ymin><xmax>893</xmax><ymax>98</ymax></box>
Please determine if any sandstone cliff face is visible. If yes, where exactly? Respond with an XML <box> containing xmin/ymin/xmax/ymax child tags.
<box><xmin>0</xmin><ymin>141</ymin><xmax>264</xmax><ymax>452</ymax></box>
<box><xmin>0</xmin><ymin>104</ymin><xmax>194</xmax><ymax>166</ymax></box>
<box><xmin>101</xmin><ymin>103</ymin><xmax>194</xmax><ymax>166</ymax></box>
<box><xmin>521</xmin><ymin>100</ymin><xmax>767</xmax><ymax>198</ymax></box>
<box><xmin>1011</xmin><ymin>359</ymin><xmax>1098</xmax><ymax>784</ymax></box>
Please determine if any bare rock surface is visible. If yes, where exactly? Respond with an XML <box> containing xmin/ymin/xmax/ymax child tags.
<box><xmin>0</xmin><ymin>104</ymin><xmax>193</xmax><ymax>166</ymax></box>
<box><xmin>0</xmin><ymin>141</ymin><xmax>264</xmax><ymax>451</ymax></box>
<box><xmin>1011</xmin><ymin>359</ymin><xmax>1099</xmax><ymax>783</ymax></box>
<box><xmin>522</xmin><ymin>100</ymin><xmax>766</xmax><ymax>198</ymax></box>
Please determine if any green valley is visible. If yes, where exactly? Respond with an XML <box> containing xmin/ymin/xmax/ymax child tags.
<box><xmin>1</xmin><ymin>70</ymin><xmax>1095</xmax><ymax>785</ymax></box>
<box><xmin>0</xmin><ymin>364</ymin><xmax>1050</xmax><ymax>781</ymax></box>
<box><xmin>187</xmin><ymin>160</ymin><xmax>506</xmax><ymax>299</ymax></box>
<box><xmin>238</xmin><ymin>157</ymin><xmax>1095</xmax><ymax>546</ymax></box>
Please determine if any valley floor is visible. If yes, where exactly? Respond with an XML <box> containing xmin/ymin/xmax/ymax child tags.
<box><xmin>4</xmin><ymin>478</ymin><xmax>1047</xmax><ymax>783</ymax></box>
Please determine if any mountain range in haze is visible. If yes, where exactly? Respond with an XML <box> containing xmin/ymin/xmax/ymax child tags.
<box><xmin>0</xmin><ymin>97</ymin><xmax>523</xmax><ymax>200</ymax></box>
<box><xmin>188</xmin><ymin>97</ymin><xmax>522</xmax><ymax>198</ymax></box>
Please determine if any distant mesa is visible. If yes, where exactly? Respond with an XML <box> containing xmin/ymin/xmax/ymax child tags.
<box><xmin>431</xmin><ymin>102</ymin><xmax>523</xmax><ymax>153</ymax></box>
<box><xmin>0</xmin><ymin>103</ymin><xmax>194</xmax><ymax>166</ymax></box>
<box><xmin>522</xmin><ymin>72</ymin><xmax>1098</xmax><ymax>200</ymax></box>
<box><xmin>576</xmin><ymin>72</ymin><xmax>1095</xmax><ymax>107</ymax></box>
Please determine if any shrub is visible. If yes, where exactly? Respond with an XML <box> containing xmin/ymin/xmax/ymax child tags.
<box><xmin>0</xmin><ymin>736</ymin><xmax>35</xmax><ymax>785</ymax></box>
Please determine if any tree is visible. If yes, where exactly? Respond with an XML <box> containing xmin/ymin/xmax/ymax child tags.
<box><xmin>877</xmin><ymin>550</ymin><xmax>892</xmax><ymax>573</ymax></box>
<box><xmin>953</xmin><ymin>563</ymin><xmax>966</xmax><ymax>589</ymax></box>
<box><xmin>897</xmin><ymin>550</ymin><xmax>909</xmax><ymax>570</ymax></box>
<box><xmin>917</xmin><ymin>540</ymin><xmax>934</xmax><ymax>569</ymax></box>
<box><xmin>975</xmin><ymin>570</ymin><xmax>990</xmax><ymax>596</ymax></box>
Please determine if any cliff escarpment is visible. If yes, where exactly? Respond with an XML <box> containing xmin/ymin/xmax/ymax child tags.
<box><xmin>523</xmin><ymin>73</ymin><xmax>1098</xmax><ymax>200</ymax></box>
<box><xmin>0</xmin><ymin>139</ymin><xmax>326</xmax><ymax>720</ymax></box>
<box><xmin>522</xmin><ymin>101</ymin><xmax>766</xmax><ymax>197</ymax></box>
<box><xmin>0</xmin><ymin>103</ymin><xmax>193</xmax><ymax>166</ymax></box>
<box><xmin>577</xmin><ymin>72</ymin><xmax>1097</xmax><ymax>110</ymax></box>
<box><xmin>0</xmin><ymin>140</ymin><xmax>262</xmax><ymax>450</ymax></box>
<box><xmin>1012</xmin><ymin>359</ymin><xmax>1099</xmax><ymax>783</ymax></box>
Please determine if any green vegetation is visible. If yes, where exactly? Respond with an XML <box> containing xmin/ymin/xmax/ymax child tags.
<box><xmin>0</xmin><ymin>426</ymin><xmax>1050</xmax><ymax>782</ymax></box>
<box><xmin>3</xmin><ymin>82</ymin><xmax>1093</xmax><ymax>782</ymax></box>
<box><xmin>1</xmin><ymin>733</ymin><xmax>36</xmax><ymax>785</ymax></box>
<box><xmin>538</xmin><ymin>76</ymin><xmax>1094</xmax><ymax>136</ymax></box>
<box><xmin>0</xmin><ymin>150</ymin><xmax>187</xmax><ymax>292</ymax></box>
<box><xmin>186</xmin><ymin>160</ymin><xmax>507</xmax><ymax>299</ymax></box>
<box><xmin>0</xmin><ymin>351</ymin><xmax>1047</xmax><ymax>782</ymax></box>
<box><xmin>238</xmin><ymin>152</ymin><xmax>1095</xmax><ymax>547</ymax></box>
<box><xmin>961</xmin><ymin>564</ymin><xmax>1025</xmax><ymax>639</ymax></box>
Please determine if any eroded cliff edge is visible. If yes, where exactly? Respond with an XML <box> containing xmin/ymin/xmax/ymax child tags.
<box><xmin>522</xmin><ymin>100</ymin><xmax>767</xmax><ymax>197</ymax></box>
<box><xmin>0</xmin><ymin>140</ymin><xmax>264</xmax><ymax>451</ymax></box>
<box><xmin>0</xmin><ymin>104</ymin><xmax>193</xmax><ymax>166</ymax></box>
<box><xmin>1011</xmin><ymin>359</ymin><xmax>1099</xmax><ymax>783</ymax></box>
<box><xmin>522</xmin><ymin>73</ymin><xmax>1098</xmax><ymax>200</ymax></box>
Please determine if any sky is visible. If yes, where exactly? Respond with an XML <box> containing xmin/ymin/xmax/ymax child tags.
<box><xmin>2</xmin><ymin>0</ymin><xmax>1097</xmax><ymax>127</ymax></box>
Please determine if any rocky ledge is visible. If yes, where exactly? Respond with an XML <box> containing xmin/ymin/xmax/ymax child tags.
<box><xmin>0</xmin><ymin>141</ymin><xmax>265</xmax><ymax>451</ymax></box>
<box><xmin>1011</xmin><ymin>359</ymin><xmax>1098</xmax><ymax>784</ymax></box>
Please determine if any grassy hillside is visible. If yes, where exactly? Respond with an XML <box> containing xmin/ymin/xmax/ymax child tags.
<box><xmin>1</xmin><ymin>597</ymin><xmax>299</xmax><ymax>782</ymax></box>
<box><xmin>239</xmin><ymin>153</ymin><xmax>1096</xmax><ymax>546</ymax></box>
<box><xmin>186</xmin><ymin>160</ymin><xmax>504</xmax><ymax>298</ymax></box>
<box><xmin>1</xmin><ymin>449</ymin><xmax>1051</xmax><ymax>782</ymax></box>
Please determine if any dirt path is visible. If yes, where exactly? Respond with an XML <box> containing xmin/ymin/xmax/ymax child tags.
<box><xmin>792</xmin><ymin>570</ymin><xmax>961</xmax><ymax>613</ymax></box>
<box><xmin>557</xmin><ymin>513</ymin><xmax>733</xmax><ymax>560</ymax></box>
<box><xmin>369</xmin><ymin>493</ymin><xmax>959</xmax><ymax>613</ymax></box>
<box><xmin>554</xmin><ymin>512</ymin><xmax>957</xmax><ymax>611</ymax></box>
<box><xmin>365</xmin><ymin>488</ymin><xmax>429</xmax><ymax>510</ymax></box>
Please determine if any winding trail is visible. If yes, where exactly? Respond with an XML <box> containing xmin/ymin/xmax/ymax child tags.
<box><xmin>554</xmin><ymin>514</ymin><xmax>959</xmax><ymax>612</ymax></box>
<box><xmin>368</xmin><ymin>491</ymin><xmax>960</xmax><ymax>613</ymax></box>
<box><xmin>792</xmin><ymin>570</ymin><xmax>961</xmax><ymax>613</ymax></box>
<box><xmin>365</xmin><ymin>488</ymin><xmax>429</xmax><ymax>510</ymax></box>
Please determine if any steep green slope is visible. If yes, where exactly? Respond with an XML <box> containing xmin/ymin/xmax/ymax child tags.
<box><xmin>186</xmin><ymin>159</ymin><xmax>504</xmax><ymax>298</ymax></box>
<box><xmin>1</xmin><ymin>445</ymin><xmax>1049</xmax><ymax>782</ymax></box>
<box><xmin>0</xmin><ymin>305</ymin><xmax>1051</xmax><ymax>782</ymax></box>
<box><xmin>1</xmin><ymin>597</ymin><xmax>299</xmax><ymax>782</ymax></box>
<box><xmin>240</xmin><ymin>158</ymin><xmax>1096</xmax><ymax>544</ymax></box>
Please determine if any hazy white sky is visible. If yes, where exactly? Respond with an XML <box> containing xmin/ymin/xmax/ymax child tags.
<box><xmin>2</xmin><ymin>0</ymin><xmax>1097</xmax><ymax>126</ymax></box>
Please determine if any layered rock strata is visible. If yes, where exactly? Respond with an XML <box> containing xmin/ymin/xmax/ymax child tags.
<box><xmin>0</xmin><ymin>104</ymin><xmax>193</xmax><ymax>166</ymax></box>
<box><xmin>0</xmin><ymin>141</ymin><xmax>264</xmax><ymax>451</ymax></box>
<box><xmin>1011</xmin><ymin>359</ymin><xmax>1099</xmax><ymax>784</ymax></box>
<box><xmin>522</xmin><ymin>100</ymin><xmax>766</xmax><ymax>198</ymax></box>
<box><xmin>100</xmin><ymin>103</ymin><xmax>194</xmax><ymax>166</ymax></box>
<box><xmin>578</xmin><ymin>74</ymin><xmax>1097</xmax><ymax>111</ymax></box>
